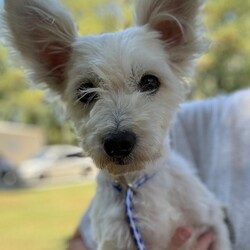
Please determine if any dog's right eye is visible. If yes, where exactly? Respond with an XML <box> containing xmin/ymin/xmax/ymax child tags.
<box><xmin>77</xmin><ymin>82</ymin><xmax>98</xmax><ymax>104</ymax></box>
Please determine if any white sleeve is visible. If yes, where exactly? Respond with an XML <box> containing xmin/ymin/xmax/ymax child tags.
<box><xmin>170</xmin><ymin>89</ymin><xmax>250</xmax><ymax>249</ymax></box>
<box><xmin>79</xmin><ymin>202</ymin><xmax>96</xmax><ymax>250</ymax></box>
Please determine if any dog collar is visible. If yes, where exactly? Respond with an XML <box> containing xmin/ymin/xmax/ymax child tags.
<box><xmin>112</xmin><ymin>173</ymin><xmax>156</xmax><ymax>250</ymax></box>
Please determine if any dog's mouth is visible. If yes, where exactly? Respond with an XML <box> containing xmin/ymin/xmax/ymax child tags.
<box><xmin>100</xmin><ymin>156</ymin><xmax>145</xmax><ymax>176</ymax></box>
<box><xmin>111</xmin><ymin>157</ymin><xmax>130</xmax><ymax>166</ymax></box>
<box><xmin>90</xmin><ymin>150</ymin><xmax>150</xmax><ymax>175</ymax></box>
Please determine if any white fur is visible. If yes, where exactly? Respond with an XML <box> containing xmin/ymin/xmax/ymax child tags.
<box><xmin>3</xmin><ymin>0</ymin><xmax>231</xmax><ymax>249</ymax></box>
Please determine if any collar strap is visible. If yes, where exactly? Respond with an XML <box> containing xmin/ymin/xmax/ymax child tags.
<box><xmin>112</xmin><ymin>173</ymin><xmax>156</xmax><ymax>250</ymax></box>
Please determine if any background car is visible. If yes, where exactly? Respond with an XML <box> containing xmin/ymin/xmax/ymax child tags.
<box><xmin>18</xmin><ymin>145</ymin><xmax>97</xmax><ymax>182</ymax></box>
<box><xmin>0</xmin><ymin>156</ymin><xmax>22</xmax><ymax>188</ymax></box>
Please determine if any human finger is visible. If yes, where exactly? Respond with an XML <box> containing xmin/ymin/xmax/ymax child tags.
<box><xmin>169</xmin><ymin>227</ymin><xmax>192</xmax><ymax>250</ymax></box>
<box><xmin>193</xmin><ymin>232</ymin><xmax>214</xmax><ymax>250</ymax></box>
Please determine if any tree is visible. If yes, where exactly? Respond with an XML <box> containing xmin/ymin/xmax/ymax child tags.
<box><xmin>63</xmin><ymin>0</ymin><xmax>132</xmax><ymax>34</ymax></box>
<box><xmin>192</xmin><ymin>0</ymin><xmax>250</xmax><ymax>98</ymax></box>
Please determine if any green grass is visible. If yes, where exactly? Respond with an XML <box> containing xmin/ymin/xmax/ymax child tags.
<box><xmin>0</xmin><ymin>183</ymin><xmax>95</xmax><ymax>250</ymax></box>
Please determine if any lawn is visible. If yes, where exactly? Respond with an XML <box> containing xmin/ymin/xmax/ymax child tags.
<box><xmin>0</xmin><ymin>182</ymin><xmax>95</xmax><ymax>250</ymax></box>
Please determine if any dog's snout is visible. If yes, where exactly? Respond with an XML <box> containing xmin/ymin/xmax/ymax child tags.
<box><xmin>103</xmin><ymin>131</ymin><xmax>136</xmax><ymax>160</ymax></box>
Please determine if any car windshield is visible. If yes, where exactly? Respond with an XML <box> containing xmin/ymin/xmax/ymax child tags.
<box><xmin>29</xmin><ymin>146</ymin><xmax>84</xmax><ymax>160</ymax></box>
<box><xmin>66</xmin><ymin>152</ymin><xmax>84</xmax><ymax>158</ymax></box>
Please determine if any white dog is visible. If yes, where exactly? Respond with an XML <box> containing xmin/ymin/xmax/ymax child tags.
<box><xmin>3</xmin><ymin>0</ymin><xmax>232</xmax><ymax>249</ymax></box>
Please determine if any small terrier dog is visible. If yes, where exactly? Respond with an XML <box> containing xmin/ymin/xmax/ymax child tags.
<box><xmin>3</xmin><ymin>0</ymin><xmax>232</xmax><ymax>249</ymax></box>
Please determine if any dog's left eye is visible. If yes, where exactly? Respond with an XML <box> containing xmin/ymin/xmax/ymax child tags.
<box><xmin>139</xmin><ymin>74</ymin><xmax>160</xmax><ymax>94</ymax></box>
<box><xmin>77</xmin><ymin>82</ymin><xmax>98</xmax><ymax>104</ymax></box>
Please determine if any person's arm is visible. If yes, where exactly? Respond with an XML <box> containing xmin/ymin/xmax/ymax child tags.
<box><xmin>67</xmin><ymin>226</ymin><xmax>213</xmax><ymax>250</ymax></box>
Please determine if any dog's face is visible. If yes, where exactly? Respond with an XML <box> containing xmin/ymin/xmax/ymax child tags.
<box><xmin>65</xmin><ymin>29</ymin><xmax>184</xmax><ymax>175</ymax></box>
<box><xmin>4</xmin><ymin>0</ymin><xmax>202</xmax><ymax>175</ymax></box>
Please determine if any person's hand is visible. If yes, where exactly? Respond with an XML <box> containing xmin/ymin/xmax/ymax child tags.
<box><xmin>169</xmin><ymin>227</ymin><xmax>214</xmax><ymax>250</ymax></box>
<box><xmin>67</xmin><ymin>226</ymin><xmax>214</xmax><ymax>250</ymax></box>
<box><xmin>67</xmin><ymin>228</ymin><xmax>88</xmax><ymax>250</ymax></box>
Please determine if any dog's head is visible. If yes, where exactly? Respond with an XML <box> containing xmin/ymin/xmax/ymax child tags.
<box><xmin>4</xmin><ymin>0</ymin><xmax>203</xmax><ymax>175</ymax></box>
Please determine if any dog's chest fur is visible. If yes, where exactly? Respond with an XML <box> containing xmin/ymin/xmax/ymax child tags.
<box><xmin>90</xmin><ymin>153</ymin><xmax>221</xmax><ymax>250</ymax></box>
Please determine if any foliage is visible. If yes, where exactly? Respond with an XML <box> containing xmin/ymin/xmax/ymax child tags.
<box><xmin>63</xmin><ymin>0</ymin><xmax>132</xmax><ymax>34</ymax></box>
<box><xmin>192</xmin><ymin>0</ymin><xmax>250</xmax><ymax>98</ymax></box>
<box><xmin>0</xmin><ymin>0</ymin><xmax>249</xmax><ymax>143</ymax></box>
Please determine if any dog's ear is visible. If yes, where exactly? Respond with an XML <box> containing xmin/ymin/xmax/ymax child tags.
<box><xmin>3</xmin><ymin>0</ymin><xmax>77</xmax><ymax>93</ymax></box>
<box><xmin>135</xmin><ymin>0</ymin><xmax>203</xmax><ymax>74</ymax></box>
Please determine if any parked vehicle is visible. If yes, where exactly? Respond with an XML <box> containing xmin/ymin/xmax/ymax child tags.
<box><xmin>18</xmin><ymin>145</ymin><xmax>97</xmax><ymax>181</ymax></box>
<box><xmin>0</xmin><ymin>156</ymin><xmax>21</xmax><ymax>188</ymax></box>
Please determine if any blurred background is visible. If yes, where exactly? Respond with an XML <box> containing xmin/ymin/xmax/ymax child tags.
<box><xmin>0</xmin><ymin>0</ymin><xmax>249</xmax><ymax>249</ymax></box>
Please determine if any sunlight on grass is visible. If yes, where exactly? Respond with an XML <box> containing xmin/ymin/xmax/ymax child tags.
<box><xmin>0</xmin><ymin>183</ymin><xmax>95</xmax><ymax>250</ymax></box>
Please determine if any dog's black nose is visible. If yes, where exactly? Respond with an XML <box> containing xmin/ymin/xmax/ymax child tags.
<box><xmin>103</xmin><ymin>131</ymin><xmax>136</xmax><ymax>160</ymax></box>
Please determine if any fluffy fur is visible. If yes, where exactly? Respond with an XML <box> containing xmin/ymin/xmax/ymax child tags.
<box><xmin>3</xmin><ymin>0</ymin><xmax>231</xmax><ymax>249</ymax></box>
